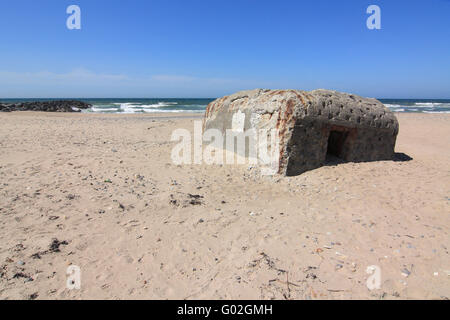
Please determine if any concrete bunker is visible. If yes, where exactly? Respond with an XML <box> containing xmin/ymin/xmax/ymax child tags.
<box><xmin>203</xmin><ymin>89</ymin><xmax>399</xmax><ymax>176</ymax></box>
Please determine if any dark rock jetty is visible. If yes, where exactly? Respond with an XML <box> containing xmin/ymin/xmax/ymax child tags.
<box><xmin>0</xmin><ymin>100</ymin><xmax>91</xmax><ymax>112</ymax></box>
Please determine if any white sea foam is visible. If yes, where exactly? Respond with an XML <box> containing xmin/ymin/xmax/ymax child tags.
<box><xmin>142</xmin><ymin>109</ymin><xmax>203</xmax><ymax>113</ymax></box>
<box><xmin>89</xmin><ymin>103</ymin><xmax>203</xmax><ymax>113</ymax></box>
<box><xmin>116</xmin><ymin>102</ymin><xmax>179</xmax><ymax>110</ymax></box>
<box><xmin>414</xmin><ymin>103</ymin><xmax>444</xmax><ymax>108</ymax></box>
<box><xmin>384</xmin><ymin>102</ymin><xmax>450</xmax><ymax>112</ymax></box>
<box><xmin>119</xmin><ymin>103</ymin><xmax>140</xmax><ymax>108</ymax></box>
<box><xmin>91</xmin><ymin>107</ymin><xmax>118</xmax><ymax>112</ymax></box>
<box><xmin>118</xmin><ymin>103</ymin><xmax>143</xmax><ymax>113</ymax></box>
<box><xmin>384</xmin><ymin>104</ymin><xmax>404</xmax><ymax>109</ymax></box>
<box><xmin>423</xmin><ymin>111</ymin><xmax>450</xmax><ymax>114</ymax></box>
<box><xmin>414</xmin><ymin>102</ymin><xmax>443</xmax><ymax>106</ymax></box>
<box><xmin>385</xmin><ymin>104</ymin><xmax>407</xmax><ymax>112</ymax></box>
<box><xmin>140</xmin><ymin>103</ymin><xmax>173</xmax><ymax>108</ymax></box>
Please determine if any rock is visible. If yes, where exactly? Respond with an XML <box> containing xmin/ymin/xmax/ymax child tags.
<box><xmin>203</xmin><ymin>89</ymin><xmax>399</xmax><ymax>176</ymax></box>
<box><xmin>66</xmin><ymin>194</ymin><xmax>76</xmax><ymax>200</ymax></box>
<box><xmin>187</xmin><ymin>194</ymin><xmax>203</xmax><ymax>205</ymax></box>
<box><xmin>401</xmin><ymin>268</ymin><xmax>411</xmax><ymax>277</ymax></box>
<box><xmin>48</xmin><ymin>238</ymin><xmax>68</xmax><ymax>253</ymax></box>
<box><xmin>0</xmin><ymin>100</ymin><xmax>91</xmax><ymax>113</ymax></box>
<box><xmin>13</xmin><ymin>272</ymin><xmax>33</xmax><ymax>282</ymax></box>
<box><xmin>0</xmin><ymin>104</ymin><xmax>12</xmax><ymax>112</ymax></box>
<box><xmin>29</xmin><ymin>292</ymin><xmax>38</xmax><ymax>300</ymax></box>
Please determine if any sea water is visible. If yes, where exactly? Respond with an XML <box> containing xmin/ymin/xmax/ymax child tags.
<box><xmin>2</xmin><ymin>98</ymin><xmax>450</xmax><ymax>114</ymax></box>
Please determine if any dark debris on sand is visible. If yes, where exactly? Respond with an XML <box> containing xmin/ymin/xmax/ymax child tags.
<box><xmin>31</xmin><ymin>238</ymin><xmax>69</xmax><ymax>259</ymax></box>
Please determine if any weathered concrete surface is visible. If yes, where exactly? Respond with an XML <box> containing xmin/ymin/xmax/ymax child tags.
<box><xmin>203</xmin><ymin>89</ymin><xmax>399</xmax><ymax>176</ymax></box>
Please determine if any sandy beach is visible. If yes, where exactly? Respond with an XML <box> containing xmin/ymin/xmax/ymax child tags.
<box><xmin>0</xmin><ymin>111</ymin><xmax>448</xmax><ymax>300</ymax></box>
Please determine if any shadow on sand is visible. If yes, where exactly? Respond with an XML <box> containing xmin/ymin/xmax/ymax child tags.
<box><xmin>324</xmin><ymin>152</ymin><xmax>413</xmax><ymax>167</ymax></box>
<box><xmin>392</xmin><ymin>152</ymin><xmax>413</xmax><ymax>162</ymax></box>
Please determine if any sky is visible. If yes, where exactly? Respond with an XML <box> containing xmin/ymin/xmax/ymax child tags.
<box><xmin>0</xmin><ymin>0</ymin><xmax>449</xmax><ymax>98</ymax></box>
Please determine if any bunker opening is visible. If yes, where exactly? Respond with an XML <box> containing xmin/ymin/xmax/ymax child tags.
<box><xmin>327</xmin><ymin>130</ymin><xmax>349</xmax><ymax>159</ymax></box>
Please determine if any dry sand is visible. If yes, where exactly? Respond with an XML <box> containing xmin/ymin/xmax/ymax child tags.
<box><xmin>0</xmin><ymin>111</ymin><xmax>449</xmax><ymax>300</ymax></box>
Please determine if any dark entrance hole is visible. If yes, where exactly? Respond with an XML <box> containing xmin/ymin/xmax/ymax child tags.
<box><xmin>327</xmin><ymin>130</ymin><xmax>348</xmax><ymax>158</ymax></box>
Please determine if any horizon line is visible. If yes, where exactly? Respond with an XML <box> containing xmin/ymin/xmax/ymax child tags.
<box><xmin>2</xmin><ymin>97</ymin><xmax>450</xmax><ymax>100</ymax></box>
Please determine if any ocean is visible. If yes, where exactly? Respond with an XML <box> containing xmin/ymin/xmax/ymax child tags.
<box><xmin>379</xmin><ymin>99</ymin><xmax>450</xmax><ymax>114</ymax></box>
<box><xmin>1</xmin><ymin>98</ymin><xmax>450</xmax><ymax>114</ymax></box>
<box><xmin>82</xmin><ymin>98</ymin><xmax>213</xmax><ymax>114</ymax></box>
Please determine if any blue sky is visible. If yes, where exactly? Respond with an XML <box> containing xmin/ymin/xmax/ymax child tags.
<box><xmin>0</xmin><ymin>0</ymin><xmax>449</xmax><ymax>98</ymax></box>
